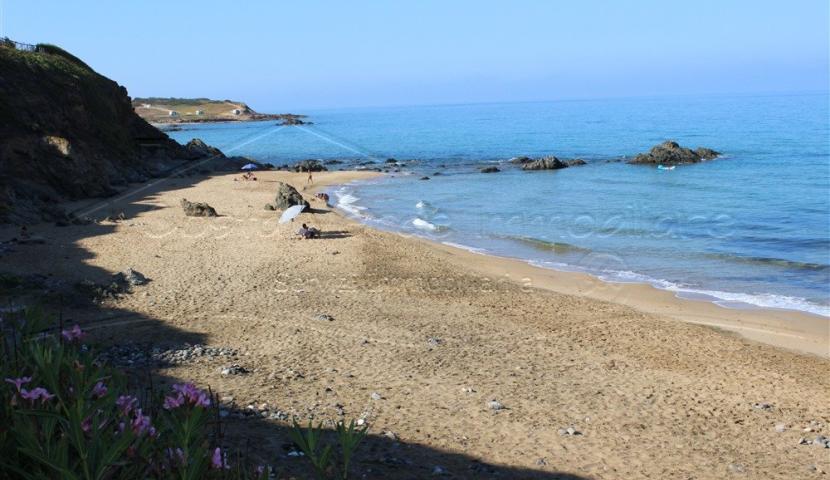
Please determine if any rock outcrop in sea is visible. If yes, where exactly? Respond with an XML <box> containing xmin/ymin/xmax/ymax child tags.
<box><xmin>520</xmin><ymin>156</ymin><xmax>568</xmax><ymax>171</ymax></box>
<box><xmin>510</xmin><ymin>156</ymin><xmax>587</xmax><ymax>170</ymax></box>
<box><xmin>292</xmin><ymin>160</ymin><xmax>327</xmax><ymax>173</ymax></box>
<box><xmin>185</xmin><ymin>138</ymin><xmax>224</xmax><ymax>158</ymax></box>
<box><xmin>629</xmin><ymin>141</ymin><xmax>720</xmax><ymax>165</ymax></box>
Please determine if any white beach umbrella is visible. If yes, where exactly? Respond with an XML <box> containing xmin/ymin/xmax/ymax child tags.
<box><xmin>278</xmin><ymin>204</ymin><xmax>306</xmax><ymax>224</ymax></box>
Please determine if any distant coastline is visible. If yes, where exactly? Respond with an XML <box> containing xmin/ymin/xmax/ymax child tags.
<box><xmin>132</xmin><ymin>97</ymin><xmax>308</xmax><ymax>126</ymax></box>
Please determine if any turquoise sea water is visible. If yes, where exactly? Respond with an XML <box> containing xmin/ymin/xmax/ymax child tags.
<box><xmin>167</xmin><ymin>94</ymin><xmax>830</xmax><ymax>316</ymax></box>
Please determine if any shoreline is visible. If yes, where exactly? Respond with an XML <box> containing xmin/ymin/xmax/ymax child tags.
<box><xmin>321</xmin><ymin>177</ymin><xmax>829</xmax><ymax>358</ymax></box>
<box><xmin>2</xmin><ymin>169</ymin><xmax>827</xmax><ymax>477</ymax></box>
<box><xmin>420</xmin><ymin>238</ymin><xmax>829</xmax><ymax>358</ymax></box>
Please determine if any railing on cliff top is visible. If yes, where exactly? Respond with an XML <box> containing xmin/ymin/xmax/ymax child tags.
<box><xmin>0</xmin><ymin>37</ymin><xmax>38</xmax><ymax>52</ymax></box>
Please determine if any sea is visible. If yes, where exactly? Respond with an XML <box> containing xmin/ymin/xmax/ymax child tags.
<box><xmin>166</xmin><ymin>93</ymin><xmax>830</xmax><ymax>317</ymax></box>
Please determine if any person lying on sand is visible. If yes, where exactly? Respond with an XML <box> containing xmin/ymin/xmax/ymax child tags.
<box><xmin>297</xmin><ymin>223</ymin><xmax>320</xmax><ymax>239</ymax></box>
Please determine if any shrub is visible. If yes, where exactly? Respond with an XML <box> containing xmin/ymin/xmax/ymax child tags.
<box><xmin>0</xmin><ymin>310</ymin><xmax>369</xmax><ymax>479</ymax></box>
<box><xmin>289</xmin><ymin>420</ymin><xmax>368</xmax><ymax>480</ymax></box>
<box><xmin>34</xmin><ymin>43</ymin><xmax>93</xmax><ymax>71</ymax></box>
<box><xmin>0</xmin><ymin>311</ymin><xmax>267</xmax><ymax>479</ymax></box>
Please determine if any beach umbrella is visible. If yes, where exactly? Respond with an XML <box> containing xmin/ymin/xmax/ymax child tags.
<box><xmin>241</xmin><ymin>163</ymin><xmax>259</xmax><ymax>171</ymax></box>
<box><xmin>279</xmin><ymin>204</ymin><xmax>305</xmax><ymax>224</ymax></box>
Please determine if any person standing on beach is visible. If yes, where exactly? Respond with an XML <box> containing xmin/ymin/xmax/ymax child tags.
<box><xmin>307</xmin><ymin>166</ymin><xmax>313</xmax><ymax>184</ymax></box>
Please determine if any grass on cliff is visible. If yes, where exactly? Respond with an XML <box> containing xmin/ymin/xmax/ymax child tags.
<box><xmin>0</xmin><ymin>44</ymin><xmax>95</xmax><ymax>79</ymax></box>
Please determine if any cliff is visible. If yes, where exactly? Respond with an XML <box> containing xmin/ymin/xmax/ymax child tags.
<box><xmin>0</xmin><ymin>43</ymin><xmax>194</xmax><ymax>223</ymax></box>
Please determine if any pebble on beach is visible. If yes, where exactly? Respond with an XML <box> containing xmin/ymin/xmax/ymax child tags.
<box><xmin>486</xmin><ymin>400</ymin><xmax>504</xmax><ymax>411</ymax></box>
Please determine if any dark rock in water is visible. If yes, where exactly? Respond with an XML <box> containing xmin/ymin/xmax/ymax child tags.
<box><xmin>509</xmin><ymin>156</ymin><xmax>533</xmax><ymax>164</ymax></box>
<box><xmin>480</xmin><ymin>166</ymin><xmax>500</xmax><ymax>173</ymax></box>
<box><xmin>385</xmin><ymin>158</ymin><xmax>398</xmax><ymax>164</ymax></box>
<box><xmin>629</xmin><ymin>141</ymin><xmax>721</xmax><ymax>165</ymax></box>
<box><xmin>420</xmin><ymin>176</ymin><xmax>430</xmax><ymax>181</ymax></box>
<box><xmin>293</xmin><ymin>159</ymin><xmax>327</xmax><ymax>172</ymax></box>
<box><xmin>324</xmin><ymin>159</ymin><xmax>343</xmax><ymax>165</ymax></box>
<box><xmin>521</xmin><ymin>156</ymin><xmax>568</xmax><ymax>171</ymax></box>
<box><xmin>185</xmin><ymin>138</ymin><xmax>225</xmax><ymax>159</ymax></box>
<box><xmin>432</xmin><ymin>172</ymin><xmax>443</xmax><ymax>176</ymax></box>
<box><xmin>270</xmin><ymin>182</ymin><xmax>309</xmax><ymax>210</ymax></box>
<box><xmin>278</xmin><ymin>116</ymin><xmax>308</xmax><ymax>126</ymax></box>
<box><xmin>180</xmin><ymin>198</ymin><xmax>217</xmax><ymax>217</ymax></box>
<box><xmin>566</xmin><ymin>159</ymin><xmax>587</xmax><ymax>166</ymax></box>
<box><xmin>695</xmin><ymin>147</ymin><xmax>720</xmax><ymax>160</ymax></box>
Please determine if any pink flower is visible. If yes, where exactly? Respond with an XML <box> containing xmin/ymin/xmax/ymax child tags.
<box><xmin>163</xmin><ymin>394</ymin><xmax>184</xmax><ymax>410</ymax></box>
<box><xmin>61</xmin><ymin>324</ymin><xmax>85</xmax><ymax>342</ymax></box>
<box><xmin>116</xmin><ymin>395</ymin><xmax>137</xmax><ymax>415</ymax></box>
<box><xmin>131</xmin><ymin>409</ymin><xmax>154</xmax><ymax>436</ymax></box>
<box><xmin>166</xmin><ymin>448</ymin><xmax>186</xmax><ymax>466</ymax></box>
<box><xmin>210</xmin><ymin>447</ymin><xmax>228</xmax><ymax>469</ymax></box>
<box><xmin>81</xmin><ymin>416</ymin><xmax>92</xmax><ymax>433</ymax></box>
<box><xmin>91</xmin><ymin>381</ymin><xmax>107</xmax><ymax>399</ymax></box>
<box><xmin>5</xmin><ymin>376</ymin><xmax>31</xmax><ymax>392</ymax></box>
<box><xmin>19</xmin><ymin>387</ymin><xmax>55</xmax><ymax>404</ymax></box>
<box><xmin>168</xmin><ymin>383</ymin><xmax>211</xmax><ymax>408</ymax></box>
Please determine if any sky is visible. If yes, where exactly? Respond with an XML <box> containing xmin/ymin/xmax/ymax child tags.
<box><xmin>3</xmin><ymin>0</ymin><xmax>828</xmax><ymax>110</ymax></box>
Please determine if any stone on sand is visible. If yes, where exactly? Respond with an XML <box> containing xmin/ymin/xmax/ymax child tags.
<box><xmin>180</xmin><ymin>198</ymin><xmax>218</xmax><ymax>217</ymax></box>
<box><xmin>270</xmin><ymin>182</ymin><xmax>309</xmax><ymax>210</ymax></box>
<box><xmin>487</xmin><ymin>400</ymin><xmax>504</xmax><ymax>411</ymax></box>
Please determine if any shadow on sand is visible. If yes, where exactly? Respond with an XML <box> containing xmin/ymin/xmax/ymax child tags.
<box><xmin>0</xmin><ymin>173</ymin><xmax>590</xmax><ymax>480</ymax></box>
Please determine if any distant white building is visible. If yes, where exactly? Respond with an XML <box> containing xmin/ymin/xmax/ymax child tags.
<box><xmin>168</xmin><ymin>110</ymin><xmax>179</xmax><ymax>117</ymax></box>
<box><xmin>232</xmin><ymin>109</ymin><xmax>242</xmax><ymax>115</ymax></box>
<box><xmin>141</xmin><ymin>103</ymin><xmax>151</xmax><ymax>108</ymax></box>
<box><xmin>195</xmin><ymin>110</ymin><xmax>204</xmax><ymax>115</ymax></box>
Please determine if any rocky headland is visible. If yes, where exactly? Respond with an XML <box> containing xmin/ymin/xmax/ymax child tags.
<box><xmin>132</xmin><ymin>97</ymin><xmax>308</xmax><ymax>126</ymax></box>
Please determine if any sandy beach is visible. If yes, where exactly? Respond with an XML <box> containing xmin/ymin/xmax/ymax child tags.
<box><xmin>1</xmin><ymin>170</ymin><xmax>828</xmax><ymax>479</ymax></box>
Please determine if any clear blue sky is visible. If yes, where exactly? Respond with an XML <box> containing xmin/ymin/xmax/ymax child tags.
<box><xmin>4</xmin><ymin>0</ymin><xmax>828</xmax><ymax>110</ymax></box>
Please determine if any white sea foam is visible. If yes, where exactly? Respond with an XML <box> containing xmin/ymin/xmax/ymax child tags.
<box><xmin>671</xmin><ymin>288</ymin><xmax>830</xmax><ymax>317</ymax></box>
<box><xmin>334</xmin><ymin>189</ymin><xmax>368</xmax><ymax>218</ymax></box>
<box><xmin>412</xmin><ymin>218</ymin><xmax>437</xmax><ymax>231</ymax></box>
<box><xmin>441</xmin><ymin>241</ymin><xmax>488</xmax><ymax>255</ymax></box>
<box><xmin>531</xmin><ymin>263</ymin><xmax>830</xmax><ymax>317</ymax></box>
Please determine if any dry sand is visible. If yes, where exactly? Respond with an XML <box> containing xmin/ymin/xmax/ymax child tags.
<box><xmin>1</xmin><ymin>170</ymin><xmax>828</xmax><ymax>479</ymax></box>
